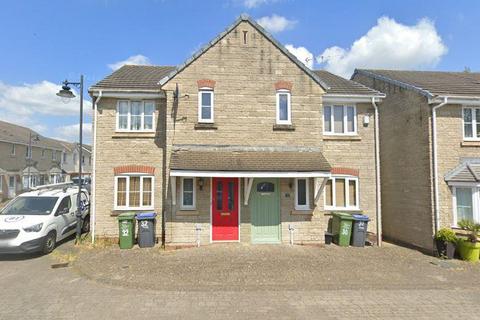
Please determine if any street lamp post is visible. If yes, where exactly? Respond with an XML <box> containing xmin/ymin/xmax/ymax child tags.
<box><xmin>27</xmin><ymin>132</ymin><xmax>40</xmax><ymax>190</ymax></box>
<box><xmin>56</xmin><ymin>75</ymin><xmax>84</xmax><ymax>244</ymax></box>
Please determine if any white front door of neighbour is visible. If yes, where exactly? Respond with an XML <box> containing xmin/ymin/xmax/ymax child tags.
<box><xmin>8</xmin><ymin>176</ymin><xmax>15</xmax><ymax>198</ymax></box>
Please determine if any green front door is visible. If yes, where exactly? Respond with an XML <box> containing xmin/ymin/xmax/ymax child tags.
<box><xmin>250</xmin><ymin>178</ymin><xmax>281</xmax><ymax>244</ymax></box>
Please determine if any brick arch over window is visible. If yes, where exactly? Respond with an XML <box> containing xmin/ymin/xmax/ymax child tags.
<box><xmin>197</xmin><ymin>79</ymin><xmax>216</xmax><ymax>89</ymax></box>
<box><xmin>114</xmin><ymin>165</ymin><xmax>155</xmax><ymax>175</ymax></box>
<box><xmin>274</xmin><ymin>81</ymin><xmax>293</xmax><ymax>91</ymax></box>
<box><xmin>331</xmin><ymin>167</ymin><xmax>359</xmax><ymax>177</ymax></box>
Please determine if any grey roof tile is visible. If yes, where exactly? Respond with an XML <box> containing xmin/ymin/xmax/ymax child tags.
<box><xmin>354</xmin><ymin>69</ymin><xmax>480</xmax><ymax>98</ymax></box>
<box><xmin>313</xmin><ymin>70</ymin><xmax>384</xmax><ymax>96</ymax></box>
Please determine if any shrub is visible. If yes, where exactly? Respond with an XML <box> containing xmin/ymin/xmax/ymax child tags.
<box><xmin>434</xmin><ymin>228</ymin><xmax>458</xmax><ymax>243</ymax></box>
<box><xmin>458</xmin><ymin>220</ymin><xmax>480</xmax><ymax>243</ymax></box>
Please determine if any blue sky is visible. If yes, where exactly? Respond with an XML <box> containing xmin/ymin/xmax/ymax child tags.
<box><xmin>0</xmin><ymin>0</ymin><xmax>479</xmax><ymax>144</ymax></box>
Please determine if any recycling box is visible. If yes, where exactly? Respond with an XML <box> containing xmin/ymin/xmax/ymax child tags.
<box><xmin>118</xmin><ymin>212</ymin><xmax>136</xmax><ymax>249</ymax></box>
<box><xmin>331</xmin><ymin>212</ymin><xmax>354</xmax><ymax>247</ymax></box>
<box><xmin>135</xmin><ymin>212</ymin><xmax>157</xmax><ymax>248</ymax></box>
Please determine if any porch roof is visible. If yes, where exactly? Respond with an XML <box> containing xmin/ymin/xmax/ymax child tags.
<box><xmin>170</xmin><ymin>149</ymin><xmax>331</xmax><ymax>177</ymax></box>
<box><xmin>445</xmin><ymin>159</ymin><xmax>480</xmax><ymax>184</ymax></box>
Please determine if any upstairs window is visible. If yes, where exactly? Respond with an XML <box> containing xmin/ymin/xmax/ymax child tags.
<box><xmin>276</xmin><ymin>90</ymin><xmax>291</xmax><ymax>124</ymax></box>
<box><xmin>11</xmin><ymin>143</ymin><xmax>15</xmax><ymax>156</ymax></box>
<box><xmin>198</xmin><ymin>89</ymin><xmax>214</xmax><ymax>123</ymax></box>
<box><xmin>463</xmin><ymin>107</ymin><xmax>480</xmax><ymax>140</ymax></box>
<box><xmin>52</xmin><ymin>150</ymin><xmax>56</xmax><ymax>161</ymax></box>
<box><xmin>325</xmin><ymin>176</ymin><xmax>359</xmax><ymax>210</ymax></box>
<box><xmin>324</xmin><ymin>105</ymin><xmax>356</xmax><ymax>135</ymax></box>
<box><xmin>117</xmin><ymin>100</ymin><xmax>155</xmax><ymax>132</ymax></box>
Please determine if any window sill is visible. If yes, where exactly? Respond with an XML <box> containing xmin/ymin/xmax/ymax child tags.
<box><xmin>194</xmin><ymin>123</ymin><xmax>217</xmax><ymax>130</ymax></box>
<box><xmin>291</xmin><ymin>209</ymin><xmax>313</xmax><ymax>216</ymax></box>
<box><xmin>323</xmin><ymin>135</ymin><xmax>361</xmax><ymax>141</ymax></box>
<box><xmin>176</xmin><ymin>210</ymin><xmax>199</xmax><ymax>216</ymax></box>
<box><xmin>324</xmin><ymin>208</ymin><xmax>362</xmax><ymax>213</ymax></box>
<box><xmin>110</xmin><ymin>208</ymin><xmax>154</xmax><ymax>216</ymax></box>
<box><xmin>273</xmin><ymin>124</ymin><xmax>295</xmax><ymax>131</ymax></box>
<box><xmin>112</xmin><ymin>132</ymin><xmax>156</xmax><ymax>138</ymax></box>
<box><xmin>461</xmin><ymin>141</ymin><xmax>480</xmax><ymax>147</ymax></box>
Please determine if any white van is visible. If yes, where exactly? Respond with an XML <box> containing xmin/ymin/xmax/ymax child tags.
<box><xmin>0</xmin><ymin>183</ymin><xmax>90</xmax><ymax>254</ymax></box>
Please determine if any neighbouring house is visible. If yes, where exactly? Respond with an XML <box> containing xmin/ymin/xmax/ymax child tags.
<box><xmin>0</xmin><ymin>120</ymin><xmax>67</xmax><ymax>201</ymax></box>
<box><xmin>61</xmin><ymin>142</ymin><xmax>92</xmax><ymax>180</ymax></box>
<box><xmin>89</xmin><ymin>15</ymin><xmax>384</xmax><ymax>246</ymax></box>
<box><xmin>353</xmin><ymin>69</ymin><xmax>480</xmax><ymax>251</ymax></box>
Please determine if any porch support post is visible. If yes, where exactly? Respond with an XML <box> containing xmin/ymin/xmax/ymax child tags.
<box><xmin>314</xmin><ymin>177</ymin><xmax>328</xmax><ymax>206</ymax></box>
<box><xmin>170</xmin><ymin>176</ymin><xmax>176</xmax><ymax>205</ymax></box>
<box><xmin>243</xmin><ymin>177</ymin><xmax>254</xmax><ymax>205</ymax></box>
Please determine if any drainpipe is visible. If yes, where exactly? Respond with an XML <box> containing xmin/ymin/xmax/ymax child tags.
<box><xmin>371</xmin><ymin>97</ymin><xmax>382</xmax><ymax>246</ymax></box>
<box><xmin>432</xmin><ymin>97</ymin><xmax>448</xmax><ymax>235</ymax></box>
<box><xmin>91</xmin><ymin>90</ymin><xmax>102</xmax><ymax>244</ymax></box>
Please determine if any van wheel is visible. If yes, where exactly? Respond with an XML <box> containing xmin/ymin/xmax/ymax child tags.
<box><xmin>42</xmin><ymin>231</ymin><xmax>56</xmax><ymax>254</ymax></box>
<box><xmin>81</xmin><ymin>215</ymin><xmax>90</xmax><ymax>234</ymax></box>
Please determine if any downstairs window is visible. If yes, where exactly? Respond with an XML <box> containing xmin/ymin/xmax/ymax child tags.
<box><xmin>115</xmin><ymin>175</ymin><xmax>154</xmax><ymax>210</ymax></box>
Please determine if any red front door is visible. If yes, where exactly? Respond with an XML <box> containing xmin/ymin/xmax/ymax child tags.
<box><xmin>212</xmin><ymin>178</ymin><xmax>239</xmax><ymax>241</ymax></box>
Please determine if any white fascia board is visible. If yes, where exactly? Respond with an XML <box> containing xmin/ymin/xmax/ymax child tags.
<box><xmin>170</xmin><ymin>170</ymin><xmax>331</xmax><ymax>178</ymax></box>
<box><xmin>447</xmin><ymin>181</ymin><xmax>480</xmax><ymax>187</ymax></box>
<box><xmin>429</xmin><ymin>96</ymin><xmax>480</xmax><ymax>106</ymax></box>
<box><xmin>323</xmin><ymin>95</ymin><xmax>384</xmax><ymax>104</ymax></box>
<box><xmin>90</xmin><ymin>90</ymin><xmax>165</xmax><ymax>99</ymax></box>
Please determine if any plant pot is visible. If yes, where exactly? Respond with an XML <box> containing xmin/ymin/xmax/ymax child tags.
<box><xmin>435</xmin><ymin>240</ymin><xmax>456</xmax><ymax>259</ymax></box>
<box><xmin>458</xmin><ymin>239</ymin><xmax>480</xmax><ymax>262</ymax></box>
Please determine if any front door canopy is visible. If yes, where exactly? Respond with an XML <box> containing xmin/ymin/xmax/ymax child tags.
<box><xmin>170</xmin><ymin>170</ymin><xmax>331</xmax><ymax>178</ymax></box>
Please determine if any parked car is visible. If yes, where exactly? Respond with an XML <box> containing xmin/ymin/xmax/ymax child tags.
<box><xmin>0</xmin><ymin>183</ymin><xmax>90</xmax><ymax>254</ymax></box>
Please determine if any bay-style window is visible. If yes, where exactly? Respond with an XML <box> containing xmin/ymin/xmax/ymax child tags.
<box><xmin>117</xmin><ymin>100</ymin><xmax>155</xmax><ymax>131</ymax></box>
<box><xmin>463</xmin><ymin>107</ymin><xmax>480</xmax><ymax>140</ymax></box>
<box><xmin>453</xmin><ymin>186</ymin><xmax>479</xmax><ymax>225</ymax></box>
<box><xmin>295</xmin><ymin>178</ymin><xmax>310</xmax><ymax>210</ymax></box>
<box><xmin>324</xmin><ymin>105</ymin><xmax>357</xmax><ymax>135</ymax></box>
<box><xmin>276</xmin><ymin>90</ymin><xmax>291</xmax><ymax>124</ymax></box>
<box><xmin>325</xmin><ymin>176</ymin><xmax>359</xmax><ymax>210</ymax></box>
<box><xmin>115</xmin><ymin>175</ymin><xmax>154</xmax><ymax>210</ymax></box>
<box><xmin>180</xmin><ymin>177</ymin><xmax>196</xmax><ymax>210</ymax></box>
<box><xmin>198</xmin><ymin>89</ymin><xmax>214</xmax><ymax>123</ymax></box>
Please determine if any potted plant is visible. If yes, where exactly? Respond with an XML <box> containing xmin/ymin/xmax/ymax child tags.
<box><xmin>457</xmin><ymin>220</ymin><xmax>480</xmax><ymax>262</ymax></box>
<box><xmin>434</xmin><ymin>228</ymin><xmax>457</xmax><ymax>259</ymax></box>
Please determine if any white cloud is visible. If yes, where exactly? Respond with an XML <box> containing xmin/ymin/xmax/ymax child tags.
<box><xmin>285</xmin><ymin>44</ymin><xmax>314</xmax><ymax>69</ymax></box>
<box><xmin>54</xmin><ymin>123</ymin><xmax>92</xmax><ymax>144</ymax></box>
<box><xmin>0</xmin><ymin>80</ymin><xmax>92</xmax><ymax>117</ymax></box>
<box><xmin>243</xmin><ymin>0</ymin><xmax>278</xmax><ymax>8</ymax></box>
<box><xmin>317</xmin><ymin>17</ymin><xmax>448</xmax><ymax>78</ymax></box>
<box><xmin>108</xmin><ymin>54</ymin><xmax>152</xmax><ymax>71</ymax></box>
<box><xmin>257</xmin><ymin>14</ymin><xmax>297</xmax><ymax>33</ymax></box>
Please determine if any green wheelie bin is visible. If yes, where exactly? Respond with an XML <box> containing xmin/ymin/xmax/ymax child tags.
<box><xmin>118</xmin><ymin>212</ymin><xmax>137</xmax><ymax>249</ymax></box>
<box><xmin>331</xmin><ymin>212</ymin><xmax>354</xmax><ymax>247</ymax></box>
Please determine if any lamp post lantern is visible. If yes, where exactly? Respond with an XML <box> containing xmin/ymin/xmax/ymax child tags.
<box><xmin>56</xmin><ymin>75</ymin><xmax>84</xmax><ymax>244</ymax></box>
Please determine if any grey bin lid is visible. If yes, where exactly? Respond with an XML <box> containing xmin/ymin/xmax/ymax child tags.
<box><xmin>135</xmin><ymin>212</ymin><xmax>156</xmax><ymax>220</ymax></box>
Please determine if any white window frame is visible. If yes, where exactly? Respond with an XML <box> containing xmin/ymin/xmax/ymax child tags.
<box><xmin>276</xmin><ymin>90</ymin><xmax>291</xmax><ymax>125</ymax></box>
<box><xmin>52</xmin><ymin>150</ymin><xmax>56</xmax><ymax>161</ymax></box>
<box><xmin>324</xmin><ymin>176</ymin><xmax>360</xmax><ymax>210</ymax></box>
<box><xmin>198</xmin><ymin>89</ymin><xmax>214</xmax><ymax>123</ymax></box>
<box><xmin>114</xmin><ymin>174</ymin><xmax>155</xmax><ymax>210</ymax></box>
<box><xmin>26</xmin><ymin>146</ymin><xmax>32</xmax><ymax>159</ymax></box>
<box><xmin>323</xmin><ymin>105</ymin><xmax>357</xmax><ymax>135</ymax></box>
<box><xmin>451</xmin><ymin>184</ymin><xmax>480</xmax><ymax>227</ymax></box>
<box><xmin>11</xmin><ymin>144</ymin><xmax>15</xmax><ymax>156</ymax></box>
<box><xmin>116</xmin><ymin>100</ymin><xmax>156</xmax><ymax>132</ymax></box>
<box><xmin>180</xmin><ymin>177</ymin><xmax>196</xmax><ymax>210</ymax></box>
<box><xmin>295</xmin><ymin>178</ymin><xmax>310</xmax><ymax>210</ymax></box>
<box><xmin>463</xmin><ymin>106</ymin><xmax>480</xmax><ymax>141</ymax></box>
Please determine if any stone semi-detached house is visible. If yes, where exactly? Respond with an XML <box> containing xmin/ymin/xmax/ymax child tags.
<box><xmin>89</xmin><ymin>15</ymin><xmax>384</xmax><ymax>246</ymax></box>
<box><xmin>0</xmin><ymin>120</ymin><xmax>66</xmax><ymax>202</ymax></box>
<box><xmin>353</xmin><ymin>69</ymin><xmax>480</xmax><ymax>251</ymax></box>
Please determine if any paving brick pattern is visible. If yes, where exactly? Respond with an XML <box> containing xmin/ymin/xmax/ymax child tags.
<box><xmin>0</xmin><ymin>243</ymin><xmax>479</xmax><ymax>319</ymax></box>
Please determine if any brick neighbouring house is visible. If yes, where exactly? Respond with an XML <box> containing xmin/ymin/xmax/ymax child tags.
<box><xmin>88</xmin><ymin>15</ymin><xmax>384</xmax><ymax>246</ymax></box>
<box><xmin>353</xmin><ymin>69</ymin><xmax>480</xmax><ymax>252</ymax></box>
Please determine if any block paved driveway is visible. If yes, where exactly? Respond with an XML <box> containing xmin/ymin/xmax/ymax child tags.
<box><xmin>1</xmin><ymin>241</ymin><xmax>480</xmax><ymax>320</ymax></box>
